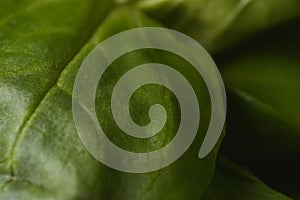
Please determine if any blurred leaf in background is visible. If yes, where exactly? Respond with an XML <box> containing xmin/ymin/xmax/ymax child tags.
<box><xmin>139</xmin><ymin>0</ymin><xmax>300</xmax><ymax>52</ymax></box>
<box><xmin>217</xmin><ymin>20</ymin><xmax>300</xmax><ymax>198</ymax></box>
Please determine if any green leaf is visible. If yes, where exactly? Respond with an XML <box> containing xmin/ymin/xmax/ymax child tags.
<box><xmin>0</xmin><ymin>3</ymin><xmax>223</xmax><ymax>199</ymax></box>
<box><xmin>138</xmin><ymin>0</ymin><xmax>300</xmax><ymax>52</ymax></box>
<box><xmin>64</xmin><ymin>8</ymin><xmax>224</xmax><ymax>200</ymax></box>
<box><xmin>0</xmin><ymin>0</ymin><xmax>113</xmax><ymax>198</ymax></box>
<box><xmin>219</xmin><ymin>20</ymin><xmax>300</xmax><ymax>160</ymax></box>
<box><xmin>218</xmin><ymin>21</ymin><xmax>300</xmax><ymax>198</ymax></box>
<box><xmin>204</xmin><ymin>157</ymin><xmax>291</xmax><ymax>200</ymax></box>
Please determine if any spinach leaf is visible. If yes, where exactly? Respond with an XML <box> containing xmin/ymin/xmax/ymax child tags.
<box><xmin>0</xmin><ymin>4</ymin><xmax>223</xmax><ymax>199</ymax></box>
<box><xmin>1</xmin><ymin>0</ymin><xmax>298</xmax><ymax>199</ymax></box>
<box><xmin>65</xmin><ymin>8</ymin><xmax>224</xmax><ymax>200</ymax></box>
<box><xmin>0</xmin><ymin>0</ymin><xmax>113</xmax><ymax>198</ymax></box>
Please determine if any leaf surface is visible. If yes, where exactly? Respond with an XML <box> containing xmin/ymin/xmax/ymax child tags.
<box><xmin>0</xmin><ymin>4</ymin><xmax>223</xmax><ymax>199</ymax></box>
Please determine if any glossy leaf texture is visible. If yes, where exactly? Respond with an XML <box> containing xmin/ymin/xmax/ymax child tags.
<box><xmin>218</xmin><ymin>20</ymin><xmax>300</xmax><ymax>198</ymax></box>
<box><xmin>204</xmin><ymin>157</ymin><xmax>292</xmax><ymax>200</ymax></box>
<box><xmin>137</xmin><ymin>0</ymin><xmax>300</xmax><ymax>52</ymax></box>
<box><xmin>0</xmin><ymin>3</ymin><xmax>224</xmax><ymax>199</ymax></box>
<box><xmin>0</xmin><ymin>0</ymin><xmax>299</xmax><ymax>199</ymax></box>
<box><xmin>0</xmin><ymin>0</ymin><xmax>114</xmax><ymax>199</ymax></box>
<box><xmin>59</xmin><ymin>8</ymin><xmax>224</xmax><ymax>200</ymax></box>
